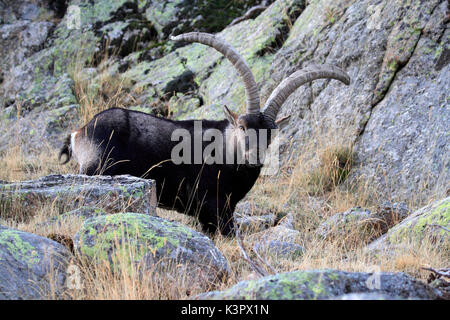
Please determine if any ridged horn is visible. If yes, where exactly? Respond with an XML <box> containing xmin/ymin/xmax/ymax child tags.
<box><xmin>263</xmin><ymin>64</ymin><xmax>351</xmax><ymax>121</ymax></box>
<box><xmin>171</xmin><ymin>32</ymin><xmax>260</xmax><ymax>115</ymax></box>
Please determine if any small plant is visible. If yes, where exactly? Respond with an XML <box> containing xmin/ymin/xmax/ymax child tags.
<box><xmin>307</xmin><ymin>144</ymin><xmax>354</xmax><ymax>195</ymax></box>
<box><xmin>324</xmin><ymin>6</ymin><xmax>340</xmax><ymax>24</ymax></box>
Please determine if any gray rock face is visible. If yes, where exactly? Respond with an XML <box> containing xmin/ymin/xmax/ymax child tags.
<box><xmin>74</xmin><ymin>213</ymin><xmax>230</xmax><ymax>287</ymax></box>
<box><xmin>195</xmin><ymin>269</ymin><xmax>442</xmax><ymax>300</ymax></box>
<box><xmin>265</xmin><ymin>0</ymin><xmax>449</xmax><ymax>202</ymax></box>
<box><xmin>234</xmin><ymin>201</ymin><xmax>294</xmax><ymax>232</ymax></box>
<box><xmin>0</xmin><ymin>0</ymin><xmax>447</xmax><ymax>205</ymax></box>
<box><xmin>234</xmin><ymin>213</ymin><xmax>277</xmax><ymax>233</ymax></box>
<box><xmin>0</xmin><ymin>21</ymin><xmax>54</xmax><ymax>85</ymax></box>
<box><xmin>0</xmin><ymin>174</ymin><xmax>157</xmax><ymax>217</ymax></box>
<box><xmin>145</xmin><ymin>0</ymin><xmax>275</xmax><ymax>39</ymax></box>
<box><xmin>0</xmin><ymin>226</ymin><xmax>71</xmax><ymax>299</ymax></box>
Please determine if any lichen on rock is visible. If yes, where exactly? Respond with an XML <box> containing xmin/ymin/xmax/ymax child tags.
<box><xmin>74</xmin><ymin>212</ymin><xmax>230</xmax><ymax>287</ymax></box>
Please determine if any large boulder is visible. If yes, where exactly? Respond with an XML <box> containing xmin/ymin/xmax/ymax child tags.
<box><xmin>264</xmin><ymin>0</ymin><xmax>448</xmax><ymax>202</ymax></box>
<box><xmin>195</xmin><ymin>269</ymin><xmax>442</xmax><ymax>300</ymax></box>
<box><xmin>74</xmin><ymin>213</ymin><xmax>230</xmax><ymax>288</ymax></box>
<box><xmin>0</xmin><ymin>175</ymin><xmax>157</xmax><ymax>218</ymax></box>
<box><xmin>0</xmin><ymin>226</ymin><xmax>71</xmax><ymax>299</ymax></box>
<box><xmin>367</xmin><ymin>197</ymin><xmax>450</xmax><ymax>253</ymax></box>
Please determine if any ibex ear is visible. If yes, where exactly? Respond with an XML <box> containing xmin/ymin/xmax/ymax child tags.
<box><xmin>275</xmin><ymin>115</ymin><xmax>291</xmax><ymax>129</ymax></box>
<box><xmin>223</xmin><ymin>105</ymin><xmax>238</xmax><ymax>127</ymax></box>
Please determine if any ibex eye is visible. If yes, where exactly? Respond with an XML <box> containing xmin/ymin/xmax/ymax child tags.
<box><xmin>239</xmin><ymin>126</ymin><xmax>245</xmax><ymax>131</ymax></box>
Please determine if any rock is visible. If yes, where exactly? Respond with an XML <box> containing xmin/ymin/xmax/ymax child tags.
<box><xmin>0</xmin><ymin>21</ymin><xmax>54</xmax><ymax>86</ymax></box>
<box><xmin>0</xmin><ymin>226</ymin><xmax>71</xmax><ymax>299</ymax></box>
<box><xmin>234</xmin><ymin>213</ymin><xmax>277</xmax><ymax>233</ymax></box>
<box><xmin>276</xmin><ymin>212</ymin><xmax>295</xmax><ymax>230</ymax></box>
<box><xmin>234</xmin><ymin>201</ymin><xmax>294</xmax><ymax>233</ymax></box>
<box><xmin>195</xmin><ymin>269</ymin><xmax>442</xmax><ymax>300</ymax></box>
<box><xmin>375</xmin><ymin>201</ymin><xmax>411</xmax><ymax>233</ymax></box>
<box><xmin>353</xmin><ymin>0</ymin><xmax>449</xmax><ymax>202</ymax></box>
<box><xmin>0</xmin><ymin>175</ymin><xmax>157</xmax><ymax>219</ymax></box>
<box><xmin>367</xmin><ymin>197</ymin><xmax>450</xmax><ymax>253</ymax></box>
<box><xmin>263</xmin><ymin>0</ymin><xmax>448</xmax><ymax>202</ymax></box>
<box><xmin>0</xmin><ymin>0</ymin><xmax>56</xmax><ymax>24</ymax></box>
<box><xmin>249</xmin><ymin>225</ymin><xmax>301</xmax><ymax>244</ymax></box>
<box><xmin>254</xmin><ymin>240</ymin><xmax>304</xmax><ymax>258</ymax></box>
<box><xmin>74</xmin><ymin>213</ymin><xmax>229</xmax><ymax>287</ymax></box>
<box><xmin>316</xmin><ymin>204</ymin><xmax>412</xmax><ymax>241</ymax></box>
<box><xmin>316</xmin><ymin>207</ymin><xmax>377</xmax><ymax>240</ymax></box>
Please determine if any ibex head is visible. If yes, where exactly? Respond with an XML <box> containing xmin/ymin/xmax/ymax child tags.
<box><xmin>171</xmin><ymin>33</ymin><xmax>350</xmax><ymax>166</ymax></box>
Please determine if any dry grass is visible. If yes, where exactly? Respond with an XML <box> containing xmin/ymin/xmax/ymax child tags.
<box><xmin>1</xmin><ymin>136</ymin><xmax>448</xmax><ymax>299</ymax></box>
<box><xmin>70</xmin><ymin>45</ymin><xmax>137</xmax><ymax>126</ymax></box>
<box><xmin>0</xmin><ymin>104</ymin><xmax>76</xmax><ymax>182</ymax></box>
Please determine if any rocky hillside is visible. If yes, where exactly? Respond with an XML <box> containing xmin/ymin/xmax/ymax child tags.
<box><xmin>0</xmin><ymin>0</ymin><xmax>448</xmax><ymax>300</ymax></box>
<box><xmin>1</xmin><ymin>0</ymin><xmax>448</xmax><ymax>201</ymax></box>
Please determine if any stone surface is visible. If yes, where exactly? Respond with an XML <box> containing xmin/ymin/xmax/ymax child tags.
<box><xmin>367</xmin><ymin>197</ymin><xmax>450</xmax><ymax>253</ymax></box>
<box><xmin>234</xmin><ymin>201</ymin><xmax>293</xmax><ymax>232</ymax></box>
<box><xmin>264</xmin><ymin>0</ymin><xmax>449</xmax><ymax>202</ymax></box>
<box><xmin>316</xmin><ymin>207</ymin><xmax>375</xmax><ymax>240</ymax></box>
<box><xmin>0</xmin><ymin>174</ymin><xmax>157</xmax><ymax>217</ymax></box>
<box><xmin>0</xmin><ymin>226</ymin><xmax>71</xmax><ymax>299</ymax></box>
<box><xmin>145</xmin><ymin>0</ymin><xmax>275</xmax><ymax>39</ymax></box>
<box><xmin>254</xmin><ymin>240</ymin><xmax>304</xmax><ymax>258</ymax></box>
<box><xmin>317</xmin><ymin>202</ymin><xmax>412</xmax><ymax>241</ymax></box>
<box><xmin>235</xmin><ymin>213</ymin><xmax>277</xmax><ymax>233</ymax></box>
<box><xmin>0</xmin><ymin>0</ymin><xmax>447</xmax><ymax>239</ymax></box>
<box><xmin>195</xmin><ymin>269</ymin><xmax>442</xmax><ymax>300</ymax></box>
<box><xmin>74</xmin><ymin>213</ymin><xmax>230</xmax><ymax>287</ymax></box>
<box><xmin>249</xmin><ymin>225</ymin><xmax>301</xmax><ymax>244</ymax></box>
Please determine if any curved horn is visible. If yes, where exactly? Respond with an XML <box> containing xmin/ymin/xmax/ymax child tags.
<box><xmin>171</xmin><ymin>32</ymin><xmax>260</xmax><ymax>115</ymax></box>
<box><xmin>263</xmin><ymin>64</ymin><xmax>351</xmax><ymax>121</ymax></box>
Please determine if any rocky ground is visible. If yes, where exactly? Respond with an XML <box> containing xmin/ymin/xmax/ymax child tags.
<box><xmin>0</xmin><ymin>0</ymin><xmax>448</xmax><ymax>300</ymax></box>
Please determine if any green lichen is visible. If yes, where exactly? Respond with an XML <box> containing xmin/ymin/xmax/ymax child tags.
<box><xmin>0</xmin><ymin>228</ymin><xmax>40</xmax><ymax>268</ymax></box>
<box><xmin>204</xmin><ymin>270</ymin><xmax>338</xmax><ymax>300</ymax></box>
<box><xmin>388</xmin><ymin>198</ymin><xmax>450</xmax><ymax>244</ymax></box>
<box><xmin>77</xmin><ymin>213</ymin><xmax>194</xmax><ymax>270</ymax></box>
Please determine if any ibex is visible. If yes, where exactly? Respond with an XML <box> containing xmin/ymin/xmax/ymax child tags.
<box><xmin>59</xmin><ymin>32</ymin><xmax>350</xmax><ymax>235</ymax></box>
